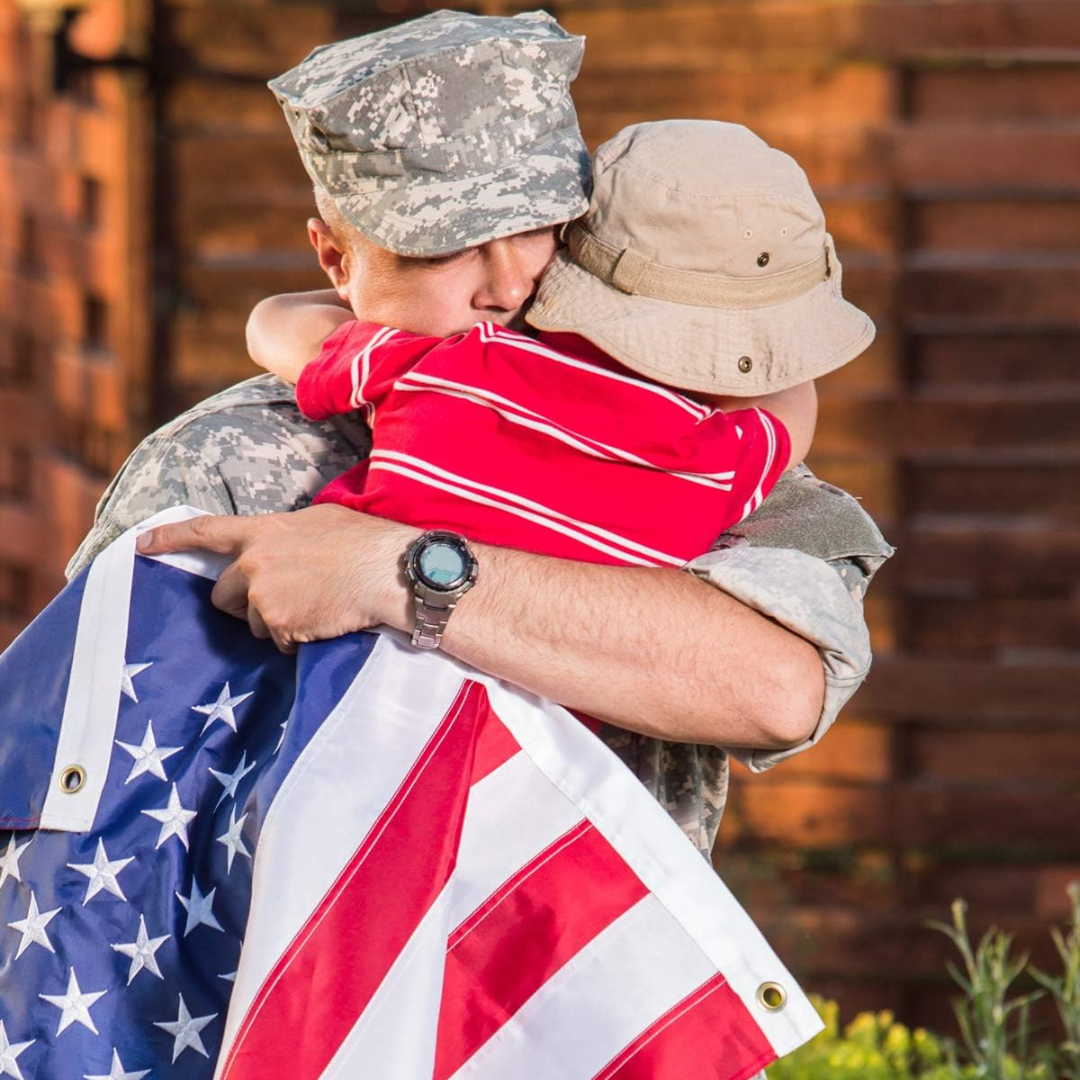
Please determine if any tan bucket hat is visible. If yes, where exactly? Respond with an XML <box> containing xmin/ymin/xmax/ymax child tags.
<box><xmin>526</xmin><ymin>120</ymin><xmax>875</xmax><ymax>396</ymax></box>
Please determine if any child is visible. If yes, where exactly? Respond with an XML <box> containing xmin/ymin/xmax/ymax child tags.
<box><xmin>246</xmin><ymin>121</ymin><xmax>874</xmax><ymax>571</ymax></box>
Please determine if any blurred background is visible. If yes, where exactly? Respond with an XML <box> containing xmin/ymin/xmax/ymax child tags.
<box><xmin>1</xmin><ymin>0</ymin><xmax>1077</xmax><ymax>1037</ymax></box>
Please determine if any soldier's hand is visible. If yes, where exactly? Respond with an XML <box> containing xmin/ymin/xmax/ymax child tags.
<box><xmin>135</xmin><ymin>506</ymin><xmax>418</xmax><ymax>652</ymax></box>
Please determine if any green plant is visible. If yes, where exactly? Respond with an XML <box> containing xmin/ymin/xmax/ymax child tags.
<box><xmin>765</xmin><ymin>995</ymin><xmax>961</xmax><ymax>1079</ymax></box>
<box><xmin>1030</xmin><ymin>883</ymin><xmax>1080</xmax><ymax>1079</ymax></box>
<box><xmin>926</xmin><ymin>898</ymin><xmax>1045</xmax><ymax>1080</ymax></box>
<box><xmin>769</xmin><ymin>886</ymin><xmax>1080</xmax><ymax>1079</ymax></box>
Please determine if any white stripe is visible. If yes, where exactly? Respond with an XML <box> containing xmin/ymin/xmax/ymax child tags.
<box><xmin>450</xmin><ymin>751</ymin><xmax>585</xmax><ymax>929</ymax></box>
<box><xmin>481</xmin><ymin>680</ymin><xmax>824</xmax><ymax>1058</ymax></box>
<box><xmin>320</xmin><ymin>883</ymin><xmax>453</xmax><ymax>1080</ymax></box>
<box><xmin>351</xmin><ymin>326</ymin><xmax>396</xmax><ymax>415</ymax></box>
<box><xmin>477</xmin><ymin>323</ymin><xmax>710</xmax><ymax>421</ymax></box>
<box><xmin>449</xmin><ymin>895</ymin><xmax>718</xmax><ymax>1080</ymax></box>
<box><xmin>394</xmin><ymin>372</ymin><xmax>736</xmax><ymax>490</ymax></box>
<box><xmin>370</xmin><ymin>459</ymin><xmax>665</xmax><ymax>568</ymax></box>
<box><xmin>370</xmin><ymin>449</ymin><xmax>685</xmax><ymax>568</ymax></box>
<box><xmin>215</xmin><ymin>635</ymin><xmax>468</xmax><ymax>1074</ymax></box>
<box><xmin>742</xmin><ymin>408</ymin><xmax>778</xmax><ymax>519</ymax></box>
<box><xmin>40</xmin><ymin>505</ymin><xmax>212</xmax><ymax>832</ymax></box>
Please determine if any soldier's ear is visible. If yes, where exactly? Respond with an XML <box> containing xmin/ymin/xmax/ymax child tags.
<box><xmin>308</xmin><ymin>217</ymin><xmax>351</xmax><ymax>299</ymax></box>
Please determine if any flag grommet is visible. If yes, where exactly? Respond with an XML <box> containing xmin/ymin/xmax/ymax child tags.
<box><xmin>58</xmin><ymin>764</ymin><xmax>87</xmax><ymax>795</ymax></box>
<box><xmin>756</xmin><ymin>981</ymin><xmax>787</xmax><ymax>1012</ymax></box>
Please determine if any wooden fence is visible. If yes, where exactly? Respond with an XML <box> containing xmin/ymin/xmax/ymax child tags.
<box><xmin>1</xmin><ymin>0</ymin><xmax>1078</xmax><ymax>1034</ymax></box>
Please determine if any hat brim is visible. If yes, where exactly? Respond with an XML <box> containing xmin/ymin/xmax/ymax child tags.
<box><xmin>526</xmin><ymin>249</ymin><xmax>876</xmax><ymax>396</ymax></box>
<box><xmin>327</xmin><ymin>134</ymin><xmax>591</xmax><ymax>258</ymax></box>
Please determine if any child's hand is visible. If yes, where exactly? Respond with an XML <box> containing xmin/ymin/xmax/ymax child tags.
<box><xmin>246</xmin><ymin>290</ymin><xmax>354</xmax><ymax>385</ymax></box>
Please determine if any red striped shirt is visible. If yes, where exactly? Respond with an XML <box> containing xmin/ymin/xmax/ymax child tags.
<box><xmin>295</xmin><ymin>321</ymin><xmax>790</xmax><ymax>567</ymax></box>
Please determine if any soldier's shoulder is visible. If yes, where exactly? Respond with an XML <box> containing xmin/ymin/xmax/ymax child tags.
<box><xmin>732</xmin><ymin>464</ymin><xmax>895</xmax><ymax>574</ymax></box>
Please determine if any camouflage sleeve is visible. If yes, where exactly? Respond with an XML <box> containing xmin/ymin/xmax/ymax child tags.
<box><xmin>65</xmin><ymin>438</ymin><xmax>233</xmax><ymax>579</ymax></box>
<box><xmin>685</xmin><ymin>464</ymin><xmax>894</xmax><ymax>772</ymax></box>
<box><xmin>65</xmin><ymin>376</ymin><xmax>370</xmax><ymax>580</ymax></box>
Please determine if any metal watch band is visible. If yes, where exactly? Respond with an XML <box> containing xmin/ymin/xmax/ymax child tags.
<box><xmin>411</xmin><ymin>589</ymin><xmax>457</xmax><ymax>650</ymax></box>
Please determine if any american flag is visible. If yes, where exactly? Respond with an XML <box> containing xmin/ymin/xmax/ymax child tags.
<box><xmin>0</xmin><ymin>508</ymin><xmax>822</xmax><ymax>1080</ymax></box>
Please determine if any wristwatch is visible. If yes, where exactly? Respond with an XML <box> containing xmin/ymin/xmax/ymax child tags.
<box><xmin>403</xmin><ymin>530</ymin><xmax>479</xmax><ymax>650</ymax></box>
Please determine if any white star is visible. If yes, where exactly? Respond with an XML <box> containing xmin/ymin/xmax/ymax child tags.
<box><xmin>274</xmin><ymin>719</ymin><xmax>288</xmax><ymax>754</ymax></box>
<box><xmin>218</xmin><ymin>970</ymin><xmax>237</xmax><ymax>983</ymax></box>
<box><xmin>0</xmin><ymin>1020</ymin><xmax>33</xmax><ymax>1080</ymax></box>
<box><xmin>216</xmin><ymin>808</ymin><xmax>251</xmax><ymax>874</ymax></box>
<box><xmin>67</xmin><ymin>839</ymin><xmax>134</xmax><ymax>904</ymax></box>
<box><xmin>153</xmin><ymin>994</ymin><xmax>217</xmax><ymax>1063</ymax></box>
<box><xmin>120</xmin><ymin>661</ymin><xmax>152</xmax><ymax>703</ymax></box>
<box><xmin>39</xmin><ymin>968</ymin><xmax>106</xmax><ymax>1036</ymax></box>
<box><xmin>175</xmin><ymin>877</ymin><xmax>223</xmax><ymax>937</ymax></box>
<box><xmin>0</xmin><ymin>835</ymin><xmax>31</xmax><ymax>892</ymax></box>
<box><xmin>116</xmin><ymin>719</ymin><xmax>181</xmax><ymax>784</ymax></box>
<box><xmin>7</xmin><ymin>890</ymin><xmax>60</xmax><ymax>959</ymax></box>
<box><xmin>84</xmin><ymin>1048</ymin><xmax>150</xmax><ymax>1080</ymax></box>
<box><xmin>111</xmin><ymin>914</ymin><xmax>169</xmax><ymax>984</ymax></box>
<box><xmin>141</xmin><ymin>784</ymin><xmax>197</xmax><ymax>850</ymax></box>
<box><xmin>191</xmin><ymin>683</ymin><xmax>253</xmax><ymax>736</ymax></box>
<box><xmin>208</xmin><ymin>751</ymin><xmax>256</xmax><ymax>810</ymax></box>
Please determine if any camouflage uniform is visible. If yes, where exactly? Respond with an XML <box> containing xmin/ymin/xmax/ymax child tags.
<box><xmin>66</xmin><ymin>373</ymin><xmax>893</xmax><ymax>857</ymax></box>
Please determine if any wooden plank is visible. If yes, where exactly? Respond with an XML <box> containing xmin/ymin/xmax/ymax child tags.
<box><xmin>868</xmin><ymin>0</ymin><xmax>1080</xmax><ymax>56</ymax></box>
<box><xmin>908</xmin><ymin>65</ymin><xmax>1080</xmax><ymax>122</ymax></box>
<box><xmin>905</xmin><ymin>258</ymin><xmax>1080</xmax><ymax>326</ymax></box>
<box><xmin>567</xmin><ymin>1</ymin><xmax>1080</xmax><ymax>70</ymax></box>
<box><xmin>580</xmin><ymin>117</ymin><xmax>895</xmax><ymax>190</ymax></box>
<box><xmin>571</xmin><ymin>64</ymin><xmax>894</xmax><ymax>128</ymax></box>
<box><xmin>900</xmin><ymin>522</ymin><xmax>1080</xmax><ymax>590</ymax></box>
<box><xmin>898</xmin><ymin>126</ymin><xmax>1080</xmax><ymax>193</ymax></box>
<box><xmin>912</xmin><ymin>198</ymin><xmax>1080</xmax><ymax>252</ymax></box>
<box><xmin>909</xmin><ymin>726</ymin><xmax>1080</xmax><ymax>782</ymax></box>
<box><xmin>723</xmin><ymin>779</ymin><xmax>893</xmax><ymax>847</ymax></box>
<box><xmin>166</xmin><ymin>76</ymin><xmax>289</xmax><ymax>135</ymax></box>
<box><xmin>735</xmin><ymin>719</ymin><xmax>894</xmax><ymax>782</ymax></box>
<box><xmin>910</xmin><ymin>461</ymin><xmax>1080</xmax><ymax>521</ymax></box>
<box><xmin>175</xmin><ymin>201</ymin><xmax>318</xmax><ymax>259</ymax></box>
<box><xmin>912</xmin><ymin>332</ymin><xmax>1080</xmax><ymax>386</ymax></box>
<box><xmin>730</xmin><ymin>778</ymin><xmax>1080</xmax><ymax>851</ymax></box>
<box><xmin>174</xmin><ymin>134</ymin><xmax>312</xmax><ymax>208</ymax></box>
<box><xmin>178</xmin><ymin>258</ymin><xmax>327</xmax><ymax>313</ymax></box>
<box><xmin>859</xmin><ymin>656</ymin><xmax>1080</xmax><ymax>721</ymax></box>
<box><xmin>169</xmin><ymin>4</ymin><xmax>336</xmax><ymax>78</ymax></box>
<box><xmin>816</xmin><ymin>394</ymin><xmax>1080</xmax><ymax>455</ymax></box>
<box><xmin>564</xmin><ymin>3</ymin><xmax>866</xmax><ymax>70</ymax></box>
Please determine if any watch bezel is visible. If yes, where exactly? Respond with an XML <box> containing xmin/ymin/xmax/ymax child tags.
<box><xmin>404</xmin><ymin>531</ymin><xmax>478</xmax><ymax>595</ymax></box>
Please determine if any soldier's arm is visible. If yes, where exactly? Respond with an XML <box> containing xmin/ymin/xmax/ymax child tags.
<box><xmin>135</xmin><ymin>466</ymin><xmax>891</xmax><ymax>750</ymax></box>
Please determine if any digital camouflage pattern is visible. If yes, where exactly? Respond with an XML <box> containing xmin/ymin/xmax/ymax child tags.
<box><xmin>269</xmin><ymin>9</ymin><xmax>590</xmax><ymax>256</ymax></box>
<box><xmin>66</xmin><ymin>376</ymin><xmax>893</xmax><ymax>857</ymax></box>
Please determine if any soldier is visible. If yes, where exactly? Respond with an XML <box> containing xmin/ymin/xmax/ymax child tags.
<box><xmin>72</xmin><ymin>9</ymin><xmax>892</xmax><ymax>855</ymax></box>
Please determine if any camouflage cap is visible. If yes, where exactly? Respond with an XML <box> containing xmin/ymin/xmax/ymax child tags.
<box><xmin>269</xmin><ymin>9</ymin><xmax>591</xmax><ymax>257</ymax></box>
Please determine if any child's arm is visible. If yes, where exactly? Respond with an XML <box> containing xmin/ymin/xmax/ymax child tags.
<box><xmin>246</xmin><ymin>290</ymin><xmax>354</xmax><ymax>385</ymax></box>
<box><xmin>708</xmin><ymin>380</ymin><xmax>818</xmax><ymax>469</ymax></box>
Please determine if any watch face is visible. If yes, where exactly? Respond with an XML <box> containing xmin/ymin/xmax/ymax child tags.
<box><xmin>418</xmin><ymin>539</ymin><xmax>469</xmax><ymax>590</ymax></box>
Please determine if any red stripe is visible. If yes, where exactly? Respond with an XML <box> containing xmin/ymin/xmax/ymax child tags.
<box><xmin>470</xmin><ymin>701</ymin><xmax>521</xmax><ymax>786</ymax></box>
<box><xmin>220</xmin><ymin>681</ymin><xmax>486</xmax><ymax>1080</ymax></box>
<box><xmin>592</xmin><ymin>973</ymin><xmax>776</xmax><ymax>1080</ymax></box>
<box><xmin>433</xmin><ymin>820</ymin><xmax>650</xmax><ymax>1079</ymax></box>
